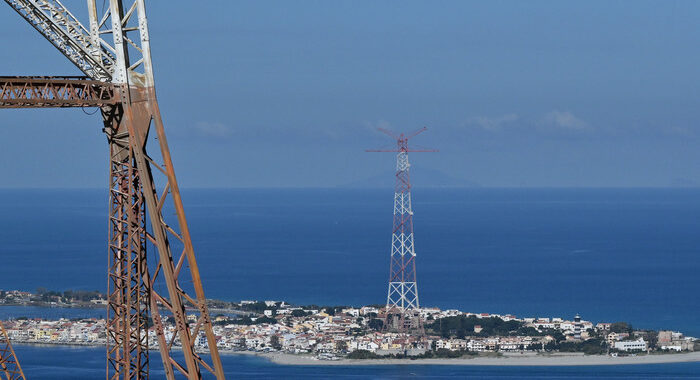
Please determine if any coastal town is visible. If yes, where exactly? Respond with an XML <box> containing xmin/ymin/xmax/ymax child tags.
<box><xmin>0</xmin><ymin>289</ymin><xmax>696</xmax><ymax>361</ymax></box>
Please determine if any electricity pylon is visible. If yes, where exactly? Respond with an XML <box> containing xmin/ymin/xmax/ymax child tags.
<box><xmin>0</xmin><ymin>1</ymin><xmax>225</xmax><ymax>379</ymax></box>
<box><xmin>367</xmin><ymin>127</ymin><xmax>436</xmax><ymax>334</ymax></box>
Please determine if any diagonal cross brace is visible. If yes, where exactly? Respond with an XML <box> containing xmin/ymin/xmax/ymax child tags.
<box><xmin>4</xmin><ymin>0</ymin><xmax>114</xmax><ymax>80</ymax></box>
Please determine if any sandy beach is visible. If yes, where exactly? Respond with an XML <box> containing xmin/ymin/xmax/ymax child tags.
<box><xmin>234</xmin><ymin>351</ymin><xmax>700</xmax><ymax>366</ymax></box>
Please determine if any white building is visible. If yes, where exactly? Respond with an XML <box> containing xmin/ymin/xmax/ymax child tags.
<box><xmin>360</xmin><ymin>306</ymin><xmax>379</xmax><ymax>315</ymax></box>
<box><xmin>467</xmin><ymin>339</ymin><xmax>486</xmax><ymax>352</ymax></box>
<box><xmin>614</xmin><ymin>338</ymin><xmax>647</xmax><ymax>352</ymax></box>
<box><xmin>342</xmin><ymin>308</ymin><xmax>360</xmax><ymax>317</ymax></box>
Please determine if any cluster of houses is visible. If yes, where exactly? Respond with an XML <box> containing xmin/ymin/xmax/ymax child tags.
<box><xmin>434</xmin><ymin>336</ymin><xmax>550</xmax><ymax>352</ymax></box>
<box><xmin>657</xmin><ymin>330</ymin><xmax>696</xmax><ymax>351</ymax></box>
<box><xmin>0</xmin><ymin>290</ymin><xmax>33</xmax><ymax>304</ymax></box>
<box><xmin>3</xmin><ymin>318</ymin><xmax>106</xmax><ymax>344</ymax></box>
<box><xmin>1</xmin><ymin>300</ymin><xmax>696</xmax><ymax>358</ymax></box>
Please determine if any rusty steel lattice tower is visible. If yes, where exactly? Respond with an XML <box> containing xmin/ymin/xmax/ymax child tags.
<box><xmin>0</xmin><ymin>323</ymin><xmax>24</xmax><ymax>380</ymax></box>
<box><xmin>367</xmin><ymin>127</ymin><xmax>436</xmax><ymax>334</ymax></box>
<box><xmin>0</xmin><ymin>1</ymin><xmax>225</xmax><ymax>379</ymax></box>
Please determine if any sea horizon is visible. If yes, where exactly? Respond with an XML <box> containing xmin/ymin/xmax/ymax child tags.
<box><xmin>1</xmin><ymin>187</ymin><xmax>698</xmax><ymax>336</ymax></box>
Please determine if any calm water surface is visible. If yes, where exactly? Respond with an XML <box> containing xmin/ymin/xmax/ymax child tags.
<box><xmin>11</xmin><ymin>344</ymin><xmax>700</xmax><ymax>379</ymax></box>
<box><xmin>2</xmin><ymin>188</ymin><xmax>700</xmax><ymax>377</ymax></box>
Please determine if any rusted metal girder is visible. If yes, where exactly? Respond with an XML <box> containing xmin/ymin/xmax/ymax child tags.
<box><xmin>117</xmin><ymin>86</ymin><xmax>225</xmax><ymax>380</ymax></box>
<box><xmin>3</xmin><ymin>0</ymin><xmax>227</xmax><ymax>377</ymax></box>
<box><xmin>0</xmin><ymin>77</ymin><xmax>226</xmax><ymax>379</ymax></box>
<box><xmin>106</xmin><ymin>105</ymin><xmax>150</xmax><ymax>380</ymax></box>
<box><xmin>0</xmin><ymin>322</ymin><xmax>25</xmax><ymax>380</ymax></box>
<box><xmin>0</xmin><ymin>76</ymin><xmax>119</xmax><ymax>108</ymax></box>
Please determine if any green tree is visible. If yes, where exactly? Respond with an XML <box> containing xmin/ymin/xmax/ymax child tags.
<box><xmin>642</xmin><ymin>331</ymin><xmax>658</xmax><ymax>349</ymax></box>
<box><xmin>544</xmin><ymin>340</ymin><xmax>559</xmax><ymax>351</ymax></box>
<box><xmin>425</xmin><ymin>315</ymin><xmax>525</xmax><ymax>338</ymax></box>
<box><xmin>291</xmin><ymin>309</ymin><xmax>308</xmax><ymax>317</ymax></box>
<box><xmin>610</xmin><ymin>322</ymin><xmax>632</xmax><ymax>334</ymax></box>
<box><xmin>368</xmin><ymin>318</ymin><xmax>384</xmax><ymax>331</ymax></box>
<box><xmin>433</xmin><ymin>348</ymin><xmax>468</xmax><ymax>358</ymax></box>
<box><xmin>239</xmin><ymin>301</ymin><xmax>269</xmax><ymax>314</ymax></box>
<box><xmin>526</xmin><ymin>343</ymin><xmax>541</xmax><ymax>351</ymax></box>
<box><xmin>347</xmin><ymin>350</ymin><xmax>379</xmax><ymax>359</ymax></box>
<box><xmin>558</xmin><ymin>339</ymin><xmax>605</xmax><ymax>355</ymax></box>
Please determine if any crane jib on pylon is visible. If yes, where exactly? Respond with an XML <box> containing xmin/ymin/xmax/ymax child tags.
<box><xmin>0</xmin><ymin>1</ymin><xmax>225</xmax><ymax>379</ymax></box>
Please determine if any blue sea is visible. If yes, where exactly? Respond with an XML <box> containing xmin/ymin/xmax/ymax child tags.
<box><xmin>10</xmin><ymin>344</ymin><xmax>700</xmax><ymax>379</ymax></box>
<box><xmin>1</xmin><ymin>188</ymin><xmax>700</xmax><ymax>378</ymax></box>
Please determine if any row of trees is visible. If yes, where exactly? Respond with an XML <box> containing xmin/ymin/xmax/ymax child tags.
<box><xmin>426</xmin><ymin>315</ymin><xmax>526</xmax><ymax>338</ymax></box>
<box><xmin>549</xmin><ymin>338</ymin><xmax>606</xmax><ymax>355</ymax></box>
<box><xmin>32</xmin><ymin>288</ymin><xmax>105</xmax><ymax>303</ymax></box>
<box><xmin>348</xmin><ymin>348</ymin><xmax>480</xmax><ymax>360</ymax></box>
<box><xmin>212</xmin><ymin>316</ymin><xmax>277</xmax><ymax>326</ymax></box>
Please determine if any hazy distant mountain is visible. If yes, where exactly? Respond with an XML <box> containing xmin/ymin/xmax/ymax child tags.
<box><xmin>342</xmin><ymin>168</ymin><xmax>480</xmax><ymax>189</ymax></box>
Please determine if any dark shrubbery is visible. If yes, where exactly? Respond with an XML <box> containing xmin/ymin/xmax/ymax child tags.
<box><xmin>558</xmin><ymin>339</ymin><xmax>605</xmax><ymax>355</ymax></box>
<box><xmin>291</xmin><ymin>309</ymin><xmax>310</xmax><ymax>317</ymax></box>
<box><xmin>426</xmin><ymin>316</ymin><xmax>524</xmax><ymax>338</ymax></box>
<box><xmin>610</xmin><ymin>322</ymin><xmax>633</xmax><ymax>334</ymax></box>
<box><xmin>238</xmin><ymin>302</ymin><xmax>270</xmax><ymax>314</ymax></box>
<box><xmin>347</xmin><ymin>350</ymin><xmax>380</xmax><ymax>359</ymax></box>
<box><xmin>368</xmin><ymin>318</ymin><xmax>384</xmax><ymax>331</ymax></box>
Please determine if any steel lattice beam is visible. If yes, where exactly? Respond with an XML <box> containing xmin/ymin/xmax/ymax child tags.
<box><xmin>0</xmin><ymin>76</ymin><xmax>119</xmax><ymax>108</ymax></box>
<box><xmin>2</xmin><ymin>1</ymin><xmax>226</xmax><ymax>379</ymax></box>
<box><xmin>106</xmin><ymin>126</ymin><xmax>150</xmax><ymax>380</ymax></box>
<box><xmin>0</xmin><ymin>322</ymin><xmax>25</xmax><ymax>380</ymax></box>
<box><xmin>367</xmin><ymin>128</ymin><xmax>436</xmax><ymax>335</ymax></box>
<box><xmin>4</xmin><ymin>0</ymin><xmax>114</xmax><ymax>80</ymax></box>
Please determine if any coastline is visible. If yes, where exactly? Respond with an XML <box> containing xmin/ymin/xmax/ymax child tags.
<box><xmin>3</xmin><ymin>303</ymin><xmax>698</xmax><ymax>368</ymax></box>
<box><xmin>242</xmin><ymin>351</ymin><xmax>700</xmax><ymax>367</ymax></box>
<box><xmin>11</xmin><ymin>341</ymin><xmax>700</xmax><ymax>367</ymax></box>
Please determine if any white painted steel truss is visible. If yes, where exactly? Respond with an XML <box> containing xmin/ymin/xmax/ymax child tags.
<box><xmin>386</xmin><ymin>150</ymin><xmax>422</xmax><ymax>332</ymax></box>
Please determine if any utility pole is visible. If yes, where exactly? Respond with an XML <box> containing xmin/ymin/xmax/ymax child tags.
<box><xmin>367</xmin><ymin>127</ymin><xmax>436</xmax><ymax>335</ymax></box>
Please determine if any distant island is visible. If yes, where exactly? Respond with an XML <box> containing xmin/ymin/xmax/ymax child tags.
<box><xmin>1</xmin><ymin>288</ymin><xmax>698</xmax><ymax>365</ymax></box>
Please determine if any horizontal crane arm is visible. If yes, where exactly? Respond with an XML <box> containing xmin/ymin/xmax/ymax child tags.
<box><xmin>0</xmin><ymin>76</ymin><xmax>120</xmax><ymax>108</ymax></box>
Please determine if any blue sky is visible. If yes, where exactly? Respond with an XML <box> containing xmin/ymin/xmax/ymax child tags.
<box><xmin>1</xmin><ymin>0</ymin><xmax>700</xmax><ymax>187</ymax></box>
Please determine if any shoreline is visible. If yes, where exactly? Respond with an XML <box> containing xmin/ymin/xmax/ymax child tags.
<box><xmin>12</xmin><ymin>342</ymin><xmax>700</xmax><ymax>366</ymax></box>
<box><xmin>241</xmin><ymin>351</ymin><xmax>700</xmax><ymax>367</ymax></box>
